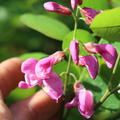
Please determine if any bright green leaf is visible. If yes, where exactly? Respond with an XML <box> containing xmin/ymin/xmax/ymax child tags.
<box><xmin>90</xmin><ymin>8</ymin><xmax>120</xmax><ymax>42</ymax></box>
<box><xmin>82</xmin><ymin>0</ymin><xmax>110</xmax><ymax>10</ymax></box>
<box><xmin>20</xmin><ymin>14</ymin><xmax>70</xmax><ymax>41</ymax></box>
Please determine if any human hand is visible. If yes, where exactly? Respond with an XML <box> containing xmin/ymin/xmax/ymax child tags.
<box><xmin>0</xmin><ymin>58</ymin><xmax>61</xmax><ymax>120</ymax></box>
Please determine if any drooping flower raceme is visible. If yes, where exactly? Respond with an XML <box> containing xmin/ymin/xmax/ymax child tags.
<box><xmin>80</xmin><ymin>8</ymin><xmax>103</xmax><ymax>24</ymax></box>
<box><xmin>44</xmin><ymin>2</ymin><xmax>72</xmax><ymax>15</ymax></box>
<box><xmin>69</xmin><ymin>40</ymin><xmax>98</xmax><ymax>79</ymax></box>
<box><xmin>71</xmin><ymin>0</ymin><xmax>82</xmax><ymax>10</ymax></box>
<box><xmin>65</xmin><ymin>82</ymin><xmax>94</xmax><ymax>119</ymax></box>
<box><xmin>18</xmin><ymin>51</ymin><xmax>65</xmax><ymax>101</ymax></box>
<box><xmin>84</xmin><ymin>42</ymin><xmax>118</xmax><ymax>68</ymax></box>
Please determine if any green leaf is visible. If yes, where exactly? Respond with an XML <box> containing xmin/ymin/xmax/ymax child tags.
<box><xmin>20</xmin><ymin>14</ymin><xmax>70</xmax><ymax>41</ymax></box>
<box><xmin>62</xmin><ymin>29</ymin><xmax>95</xmax><ymax>55</ymax></box>
<box><xmin>20</xmin><ymin>52</ymin><xmax>47</xmax><ymax>60</ymax></box>
<box><xmin>90</xmin><ymin>8</ymin><xmax>120</xmax><ymax>42</ymax></box>
<box><xmin>84</xmin><ymin>75</ymin><xmax>120</xmax><ymax>109</ymax></box>
<box><xmin>82</xmin><ymin>0</ymin><xmax>110</xmax><ymax>10</ymax></box>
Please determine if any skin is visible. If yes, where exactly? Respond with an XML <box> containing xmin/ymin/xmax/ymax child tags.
<box><xmin>0</xmin><ymin>58</ymin><xmax>61</xmax><ymax>120</ymax></box>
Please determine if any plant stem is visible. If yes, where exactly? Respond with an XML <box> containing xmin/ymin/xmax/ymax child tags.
<box><xmin>108</xmin><ymin>52</ymin><xmax>120</xmax><ymax>89</ymax></box>
<box><xmin>64</xmin><ymin>8</ymin><xmax>79</xmax><ymax>95</ymax></box>
<box><xmin>95</xmin><ymin>53</ymin><xmax>120</xmax><ymax>110</ymax></box>
<box><xmin>95</xmin><ymin>86</ymin><xmax>120</xmax><ymax>110</ymax></box>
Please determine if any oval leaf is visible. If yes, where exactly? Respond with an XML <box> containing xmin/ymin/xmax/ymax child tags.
<box><xmin>20</xmin><ymin>14</ymin><xmax>70</xmax><ymax>41</ymax></box>
<box><xmin>90</xmin><ymin>8</ymin><xmax>120</xmax><ymax>42</ymax></box>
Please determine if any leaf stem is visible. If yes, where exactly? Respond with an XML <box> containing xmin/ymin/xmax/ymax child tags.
<box><xmin>64</xmin><ymin>7</ymin><xmax>79</xmax><ymax>95</ymax></box>
<box><xmin>95</xmin><ymin>53</ymin><xmax>120</xmax><ymax>110</ymax></box>
<box><xmin>108</xmin><ymin>52</ymin><xmax>120</xmax><ymax>89</ymax></box>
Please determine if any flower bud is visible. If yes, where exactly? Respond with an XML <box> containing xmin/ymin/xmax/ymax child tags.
<box><xmin>50</xmin><ymin>51</ymin><xmax>65</xmax><ymax>64</ymax></box>
<box><xmin>69</xmin><ymin>40</ymin><xmax>79</xmax><ymax>65</ymax></box>
<box><xmin>71</xmin><ymin>0</ymin><xmax>82</xmax><ymax>10</ymax></box>
<box><xmin>78</xmin><ymin>55</ymin><xmax>98</xmax><ymax>79</ymax></box>
<box><xmin>80</xmin><ymin>8</ymin><xmax>103</xmax><ymax>24</ymax></box>
<box><xmin>44</xmin><ymin>2</ymin><xmax>72</xmax><ymax>15</ymax></box>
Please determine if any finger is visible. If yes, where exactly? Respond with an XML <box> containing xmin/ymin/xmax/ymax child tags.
<box><xmin>10</xmin><ymin>90</ymin><xmax>61</xmax><ymax>120</ymax></box>
<box><xmin>0</xmin><ymin>91</ymin><xmax>13</xmax><ymax>120</ymax></box>
<box><xmin>0</xmin><ymin>58</ymin><xmax>24</xmax><ymax>97</ymax></box>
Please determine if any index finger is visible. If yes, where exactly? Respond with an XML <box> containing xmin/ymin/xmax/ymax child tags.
<box><xmin>0</xmin><ymin>58</ymin><xmax>24</xmax><ymax>97</ymax></box>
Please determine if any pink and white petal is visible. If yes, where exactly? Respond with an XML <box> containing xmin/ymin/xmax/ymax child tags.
<box><xmin>78</xmin><ymin>89</ymin><xmax>94</xmax><ymax>119</ymax></box>
<box><xmin>43</xmin><ymin>2</ymin><xmax>71</xmax><ymax>15</ymax></box>
<box><xmin>25</xmin><ymin>73</ymin><xmax>42</xmax><ymax>86</ymax></box>
<box><xmin>79</xmin><ymin>55</ymin><xmax>98</xmax><ymax>79</ymax></box>
<box><xmin>84</xmin><ymin>42</ymin><xmax>98</xmax><ymax>54</ymax></box>
<box><xmin>65</xmin><ymin>97</ymin><xmax>78</xmax><ymax>108</ymax></box>
<box><xmin>21</xmin><ymin>58</ymin><xmax>38</xmax><ymax>73</ymax></box>
<box><xmin>42</xmin><ymin>72</ymin><xmax>63</xmax><ymax>101</ymax></box>
<box><xmin>84</xmin><ymin>90</ymin><xmax>94</xmax><ymax>118</ymax></box>
<box><xmin>18</xmin><ymin>81</ymin><xmax>33</xmax><ymax>89</ymax></box>
<box><xmin>69</xmin><ymin>40</ymin><xmax>79</xmax><ymax>65</ymax></box>
<box><xmin>35</xmin><ymin>57</ymin><xmax>52</xmax><ymax>79</ymax></box>
<box><xmin>96</xmin><ymin>44</ymin><xmax>118</xmax><ymax>68</ymax></box>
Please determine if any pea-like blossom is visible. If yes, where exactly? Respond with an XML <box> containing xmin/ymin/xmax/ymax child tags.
<box><xmin>44</xmin><ymin>2</ymin><xmax>72</xmax><ymax>15</ymax></box>
<box><xmin>71</xmin><ymin>0</ymin><xmax>82</xmax><ymax>10</ymax></box>
<box><xmin>69</xmin><ymin>40</ymin><xmax>98</xmax><ymax>79</ymax></box>
<box><xmin>80</xmin><ymin>8</ymin><xmax>103</xmax><ymax>24</ymax></box>
<box><xmin>84</xmin><ymin>42</ymin><xmax>118</xmax><ymax>68</ymax></box>
<box><xmin>78</xmin><ymin>55</ymin><xmax>98</xmax><ymax>79</ymax></box>
<box><xmin>18</xmin><ymin>51</ymin><xmax>65</xmax><ymax>101</ymax></box>
<box><xmin>65</xmin><ymin>82</ymin><xmax>94</xmax><ymax>119</ymax></box>
<box><xmin>69</xmin><ymin>40</ymin><xmax>79</xmax><ymax>65</ymax></box>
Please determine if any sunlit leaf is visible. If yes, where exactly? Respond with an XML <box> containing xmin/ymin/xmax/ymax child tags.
<box><xmin>20</xmin><ymin>14</ymin><xmax>70</xmax><ymax>41</ymax></box>
<box><xmin>90</xmin><ymin>8</ymin><xmax>120</xmax><ymax>42</ymax></box>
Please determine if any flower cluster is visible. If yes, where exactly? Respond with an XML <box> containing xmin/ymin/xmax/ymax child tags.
<box><xmin>18</xmin><ymin>0</ymin><xmax>118</xmax><ymax>119</ymax></box>
<box><xmin>65</xmin><ymin>82</ymin><xmax>94</xmax><ymax>119</ymax></box>
<box><xmin>18</xmin><ymin>51</ymin><xmax>65</xmax><ymax>101</ymax></box>
<box><xmin>43</xmin><ymin>0</ymin><xmax>102</xmax><ymax>24</ymax></box>
<box><xmin>70</xmin><ymin>40</ymin><xmax>118</xmax><ymax>79</ymax></box>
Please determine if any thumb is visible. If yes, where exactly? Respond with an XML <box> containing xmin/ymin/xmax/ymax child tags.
<box><xmin>0</xmin><ymin>91</ymin><xmax>13</xmax><ymax>120</ymax></box>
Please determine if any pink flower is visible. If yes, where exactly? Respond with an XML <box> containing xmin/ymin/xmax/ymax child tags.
<box><xmin>69</xmin><ymin>40</ymin><xmax>98</xmax><ymax>79</ymax></box>
<box><xmin>80</xmin><ymin>8</ymin><xmax>103</xmax><ymax>24</ymax></box>
<box><xmin>65</xmin><ymin>82</ymin><xmax>94</xmax><ymax>119</ymax></box>
<box><xmin>71</xmin><ymin>0</ymin><xmax>82</xmax><ymax>10</ymax></box>
<box><xmin>43</xmin><ymin>2</ymin><xmax>72</xmax><ymax>15</ymax></box>
<box><xmin>84</xmin><ymin>42</ymin><xmax>118</xmax><ymax>68</ymax></box>
<box><xmin>69</xmin><ymin>40</ymin><xmax>79</xmax><ymax>65</ymax></box>
<box><xmin>18</xmin><ymin>51</ymin><xmax>65</xmax><ymax>101</ymax></box>
<box><xmin>78</xmin><ymin>55</ymin><xmax>98</xmax><ymax>79</ymax></box>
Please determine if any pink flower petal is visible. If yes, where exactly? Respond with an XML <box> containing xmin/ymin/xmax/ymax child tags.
<box><xmin>18</xmin><ymin>81</ymin><xmax>33</xmax><ymax>89</ymax></box>
<box><xmin>43</xmin><ymin>2</ymin><xmax>71</xmax><ymax>15</ymax></box>
<box><xmin>42</xmin><ymin>71</ymin><xmax>63</xmax><ymax>101</ymax></box>
<box><xmin>35</xmin><ymin>57</ymin><xmax>53</xmax><ymax>79</ymax></box>
<box><xmin>50</xmin><ymin>51</ymin><xmax>65</xmax><ymax>65</ymax></box>
<box><xmin>96</xmin><ymin>44</ymin><xmax>118</xmax><ymax>68</ymax></box>
<box><xmin>79</xmin><ymin>55</ymin><xmax>98</xmax><ymax>79</ymax></box>
<box><xmin>69</xmin><ymin>40</ymin><xmax>79</xmax><ymax>65</ymax></box>
<box><xmin>71</xmin><ymin>0</ymin><xmax>82</xmax><ymax>10</ymax></box>
<box><xmin>80</xmin><ymin>8</ymin><xmax>102</xmax><ymax>24</ymax></box>
<box><xmin>65</xmin><ymin>97</ymin><xmax>78</xmax><ymax>108</ymax></box>
<box><xmin>78</xmin><ymin>89</ymin><xmax>94</xmax><ymax>119</ymax></box>
<box><xmin>21</xmin><ymin>58</ymin><xmax>38</xmax><ymax>73</ymax></box>
<box><xmin>84</xmin><ymin>42</ymin><xmax>118</xmax><ymax>68</ymax></box>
